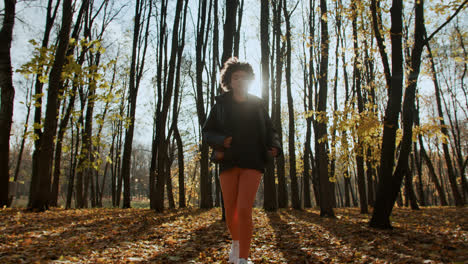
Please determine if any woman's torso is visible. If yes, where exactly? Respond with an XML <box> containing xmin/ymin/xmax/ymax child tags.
<box><xmin>220</xmin><ymin>94</ymin><xmax>266</xmax><ymax>173</ymax></box>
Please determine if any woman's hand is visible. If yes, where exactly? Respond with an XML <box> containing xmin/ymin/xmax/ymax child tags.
<box><xmin>268</xmin><ymin>147</ymin><xmax>278</xmax><ymax>157</ymax></box>
<box><xmin>224</xmin><ymin>136</ymin><xmax>232</xmax><ymax>148</ymax></box>
<box><xmin>215</xmin><ymin>150</ymin><xmax>224</xmax><ymax>161</ymax></box>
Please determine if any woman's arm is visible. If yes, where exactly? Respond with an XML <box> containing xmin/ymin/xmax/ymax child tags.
<box><xmin>202</xmin><ymin>103</ymin><xmax>228</xmax><ymax>150</ymax></box>
<box><xmin>261</xmin><ymin>103</ymin><xmax>283</xmax><ymax>156</ymax></box>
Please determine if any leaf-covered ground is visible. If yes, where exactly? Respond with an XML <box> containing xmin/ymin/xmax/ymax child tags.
<box><xmin>0</xmin><ymin>206</ymin><xmax>466</xmax><ymax>263</ymax></box>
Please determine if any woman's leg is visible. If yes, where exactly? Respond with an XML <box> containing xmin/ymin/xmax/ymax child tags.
<box><xmin>219</xmin><ymin>167</ymin><xmax>241</xmax><ymax>241</ymax></box>
<box><xmin>237</xmin><ymin>168</ymin><xmax>262</xmax><ymax>258</ymax></box>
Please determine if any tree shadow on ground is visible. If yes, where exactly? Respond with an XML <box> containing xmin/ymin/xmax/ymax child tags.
<box><xmin>265</xmin><ymin>210</ymin><xmax>315</xmax><ymax>263</ymax></box>
<box><xmin>284</xmin><ymin>208</ymin><xmax>467</xmax><ymax>263</ymax></box>
<box><xmin>0</xmin><ymin>207</ymin><xmax>206</xmax><ymax>262</ymax></box>
<box><xmin>1</xmin><ymin>207</ymin><xmax>126</xmax><ymax>234</ymax></box>
<box><xmin>144</xmin><ymin>217</ymin><xmax>229</xmax><ymax>263</ymax></box>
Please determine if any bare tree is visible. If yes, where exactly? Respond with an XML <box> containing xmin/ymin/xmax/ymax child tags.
<box><xmin>220</xmin><ymin>0</ymin><xmax>238</xmax><ymax>64</ymax></box>
<box><xmin>195</xmin><ymin>0</ymin><xmax>213</xmax><ymax>209</ymax></box>
<box><xmin>426</xmin><ymin>37</ymin><xmax>464</xmax><ymax>206</ymax></box>
<box><xmin>0</xmin><ymin>0</ymin><xmax>16</xmax><ymax>207</ymax></box>
<box><xmin>260</xmin><ymin>0</ymin><xmax>278</xmax><ymax>211</ymax></box>
<box><xmin>283</xmin><ymin>0</ymin><xmax>301</xmax><ymax>209</ymax></box>
<box><xmin>153</xmin><ymin>0</ymin><xmax>187</xmax><ymax>212</ymax></box>
<box><xmin>121</xmin><ymin>0</ymin><xmax>152</xmax><ymax>208</ymax></box>
<box><xmin>314</xmin><ymin>0</ymin><xmax>334</xmax><ymax>217</ymax></box>
<box><xmin>272</xmin><ymin>0</ymin><xmax>287</xmax><ymax>209</ymax></box>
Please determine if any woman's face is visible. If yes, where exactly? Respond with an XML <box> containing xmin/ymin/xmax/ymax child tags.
<box><xmin>230</xmin><ymin>70</ymin><xmax>252</xmax><ymax>93</ymax></box>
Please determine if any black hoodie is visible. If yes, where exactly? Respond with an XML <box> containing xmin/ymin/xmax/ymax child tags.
<box><xmin>202</xmin><ymin>90</ymin><xmax>283</xmax><ymax>173</ymax></box>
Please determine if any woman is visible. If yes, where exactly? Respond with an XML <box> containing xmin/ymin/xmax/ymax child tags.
<box><xmin>202</xmin><ymin>57</ymin><xmax>283</xmax><ymax>264</ymax></box>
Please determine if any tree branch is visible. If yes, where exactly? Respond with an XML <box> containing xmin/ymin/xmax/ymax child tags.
<box><xmin>424</xmin><ymin>0</ymin><xmax>468</xmax><ymax>45</ymax></box>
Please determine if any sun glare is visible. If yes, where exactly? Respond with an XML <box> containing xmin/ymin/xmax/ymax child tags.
<box><xmin>248</xmin><ymin>64</ymin><xmax>263</xmax><ymax>97</ymax></box>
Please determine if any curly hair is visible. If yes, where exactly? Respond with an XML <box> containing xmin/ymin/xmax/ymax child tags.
<box><xmin>219</xmin><ymin>57</ymin><xmax>255</xmax><ymax>92</ymax></box>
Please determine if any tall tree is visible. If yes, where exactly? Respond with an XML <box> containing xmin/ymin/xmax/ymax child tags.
<box><xmin>260</xmin><ymin>0</ymin><xmax>278</xmax><ymax>211</ymax></box>
<box><xmin>368</xmin><ymin>0</ymin><xmax>407</xmax><ymax>229</ymax></box>
<box><xmin>74</xmin><ymin>0</ymin><xmax>108</xmax><ymax>208</ymax></box>
<box><xmin>371</xmin><ymin>0</ymin><xmax>426</xmax><ymax>227</ymax></box>
<box><xmin>149</xmin><ymin>0</ymin><xmax>168</xmax><ymax>210</ymax></box>
<box><xmin>220</xmin><ymin>0</ymin><xmax>238</xmax><ymax>64</ymax></box>
<box><xmin>233</xmin><ymin>0</ymin><xmax>244</xmax><ymax>58</ymax></box>
<box><xmin>314</xmin><ymin>0</ymin><xmax>334</xmax><ymax>217</ymax></box>
<box><xmin>329</xmin><ymin>0</ymin><xmax>340</xmax><ymax>208</ymax></box>
<box><xmin>154</xmin><ymin>0</ymin><xmax>186</xmax><ymax>212</ymax></box>
<box><xmin>362</xmin><ymin>19</ymin><xmax>377</xmax><ymax>208</ymax></box>
<box><xmin>195</xmin><ymin>0</ymin><xmax>214</xmax><ymax>209</ymax></box>
<box><xmin>55</xmin><ymin>0</ymin><xmax>90</xmax><ymax>208</ymax></box>
<box><xmin>301</xmin><ymin>0</ymin><xmax>316</xmax><ymax>208</ymax></box>
<box><xmin>121</xmin><ymin>0</ymin><xmax>152</xmax><ymax>208</ymax></box>
<box><xmin>272</xmin><ymin>0</ymin><xmax>287</xmax><ymax>208</ymax></box>
<box><xmin>28</xmin><ymin>0</ymin><xmax>62</xmax><ymax>209</ymax></box>
<box><xmin>283</xmin><ymin>0</ymin><xmax>301</xmax><ymax>209</ymax></box>
<box><xmin>307</xmin><ymin>0</ymin><xmax>320</xmax><ymax>207</ymax></box>
<box><xmin>351</xmin><ymin>0</ymin><xmax>368</xmax><ymax>214</ymax></box>
<box><xmin>210</xmin><ymin>0</ymin><xmax>222</xmax><ymax>210</ymax></box>
<box><xmin>370</xmin><ymin>0</ymin><xmax>467</xmax><ymax>229</ymax></box>
<box><xmin>426</xmin><ymin>38</ymin><xmax>464</xmax><ymax>206</ymax></box>
<box><xmin>29</xmin><ymin>0</ymin><xmax>73</xmax><ymax>211</ymax></box>
<box><xmin>174</xmin><ymin>0</ymin><xmax>189</xmax><ymax>209</ymax></box>
<box><xmin>0</xmin><ymin>0</ymin><xmax>16</xmax><ymax>207</ymax></box>
<box><xmin>12</xmin><ymin>80</ymin><xmax>33</xmax><ymax>206</ymax></box>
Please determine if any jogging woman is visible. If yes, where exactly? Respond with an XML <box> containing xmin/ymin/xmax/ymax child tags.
<box><xmin>202</xmin><ymin>57</ymin><xmax>283</xmax><ymax>264</ymax></box>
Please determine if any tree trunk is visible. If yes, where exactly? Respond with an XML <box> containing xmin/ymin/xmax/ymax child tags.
<box><xmin>0</xmin><ymin>0</ymin><xmax>16</xmax><ymax>207</ymax></box>
<box><xmin>352</xmin><ymin>2</ymin><xmax>368</xmax><ymax>214</ymax></box>
<box><xmin>314</xmin><ymin>0</ymin><xmax>334</xmax><ymax>217</ymax></box>
<box><xmin>28</xmin><ymin>0</ymin><xmax>61</xmax><ymax>209</ymax></box>
<box><xmin>65</xmin><ymin>119</ymin><xmax>79</xmax><ymax>209</ymax></box>
<box><xmin>273</xmin><ymin>0</ymin><xmax>287</xmax><ymax>209</ymax></box>
<box><xmin>194</xmin><ymin>0</ymin><xmax>213</xmax><ymax>210</ymax></box>
<box><xmin>154</xmin><ymin>0</ymin><xmax>184</xmax><ymax>212</ymax></box>
<box><xmin>370</xmin><ymin>0</ymin><xmax>424</xmax><ymax>229</ymax></box>
<box><xmin>368</xmin><ymin>0</ymin><xmax>404</xmax><ymax>228</ymax></box>
<box><xmin>173</xmin><ymin>0</ymin><xmax>188</xmax><ymax>209</ymax></box>
<box><xmin>233</xmin><ymin>0</ymin><xmax>244</xmax><ymax>58</ymax></box>
<box><xmin>50</xmin><ymin>80</ymin><xmax>77</xmax><ymax>207</ymax></box>
<box><xmin>149</xmin><ymin>0</ymin><xmax>167</xmax><ymax>210</ymax></box>
<box><xmin>220</xmin><ymin>0</ymin><xmax>238</xmax><ymax>64</ymax></box>
<box><xmin>426</xmin><ymin>40</ymin><xmax>464</xmax><ymax>206</ymax></box>
<box><xmin>260</xmin><ymin>0</ymin><xmax>278</xmax><ymax>211</ymax></box>
<box><xmin>363</xmin><ymin>26</ymin><xmax>376</xmax><ymax>208</ymax></box>
<box><xmin>413</xmin><ymin>142</ymin><xmax>426</xmax><ymax>206</ymax></box>
<box><xmin>283</xmin><ymin>0</ymin><xmax>300</xmax><ymax>209</ymax></box>
<box><xmin>419</xmin><ymin>135</ymin><xmax>448</xmax><ymax>205</ymax></box>
<box><xmin>29</xmin><ymin>0</ymin><xmax>73</xmax><ymax>212</ymax></box>
<box><xmin>302</xmin><ymin>1</ymin><xmax>313</xmax><ymax>208</ymax></box>
<box><xmin>12</xmin><ymin>81</ymin><xmax>33</xmax><ymax>205</ymax></box>
<box><xmin>121</xmin><ymin>0</ymin><xmax>152</xmax><ymax>208</ymax></box>
<box><xmin>407</xmin><ymin>153</ymin><xmax>420</xmax><ymax>209</ymax></box>
<box><xmin>175</xmin><ymin>127</ymin><xmax>185</xmax><ymax>208</ymax></box>
<box><xmin>115</xmin><ymin>120</ymin><xmax>124</xmax><ymax>207</ymax></box>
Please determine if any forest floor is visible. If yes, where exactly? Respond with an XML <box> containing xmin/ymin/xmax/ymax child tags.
<box><xmin>0</xmin><ymin>206</ymin><xmax>466</xmax><ymax>263</ymax></box>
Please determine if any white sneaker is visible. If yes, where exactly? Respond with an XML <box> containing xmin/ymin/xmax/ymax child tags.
<box><xmin>237</xmin><ymin>258</ymin><xmax>253</xmax><ymax>264</ymax></box>
<box><xmin>228</xmin><ymin>240</ymin><xmax>239</xmax><ymax>263</ymax></box>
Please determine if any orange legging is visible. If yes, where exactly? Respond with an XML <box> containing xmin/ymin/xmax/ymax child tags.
<box><xmin>219</xmin><ymin>166</ymin><xmax>263</xmax><ymax>259</ymax></box>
